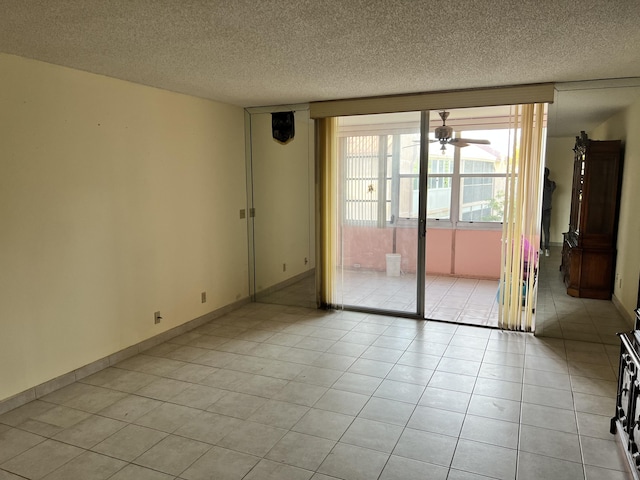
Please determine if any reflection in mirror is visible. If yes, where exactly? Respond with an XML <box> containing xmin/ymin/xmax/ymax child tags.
<box><xmin>248</xmin><ymin>109</ymin><xmax>317</xmax><ymax>309</ymax></box>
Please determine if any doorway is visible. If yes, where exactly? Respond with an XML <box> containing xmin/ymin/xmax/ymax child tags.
<box><xmin>331</xmin><ymin>106</ymin><xmax>529</xmax><ymax>327</ymax></box>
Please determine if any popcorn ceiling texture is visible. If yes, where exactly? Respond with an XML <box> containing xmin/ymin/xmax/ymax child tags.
<box><xmin>1</xmin><ymin>0</ymin><xmax>639</xmax><ymax>109</ymax></box>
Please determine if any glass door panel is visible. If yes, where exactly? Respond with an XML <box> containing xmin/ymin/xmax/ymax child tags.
<box><xmin>423</xmin><ymin>107</ymin><xmax>514</xmax><ymax>327</ymax></box>
<box><xmin>335</xmin><ymin>112</ymin><xmax>422</xmax><ymax>314</ymax></box>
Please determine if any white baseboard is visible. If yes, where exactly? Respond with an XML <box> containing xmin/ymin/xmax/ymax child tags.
<box><xmin>0</xmin><ymin>297</ymin><xmax>251</xmax><ymax>415</ymax></box>
<box><xmin>612</xmin><ymin>293</ymin><xmax>636</xmax><ymax>328</ymax></box>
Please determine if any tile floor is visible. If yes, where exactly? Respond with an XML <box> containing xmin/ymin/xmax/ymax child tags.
<box><xmin>339</xmin><ymin>270</ymin><xmax>501</xmax><ymax>326</ymax></box>
<box><xmin>0</xmin><ymin>252</ymin><xmax>634</xmax><ymax>479</ymax></box>
<box><xmin>335</xmin><ymin>245</ymin><xmax>632</xmax><ymax>338</ymax></box>
<box><xmin>256</xmin><ymin>273</ymin><xmax>317</xmax><ymax>310</ymax></box>
<box><xmin>534</xmin><ymin>247</ymin><xmax>631</xmax><ymax>345</ymax></box>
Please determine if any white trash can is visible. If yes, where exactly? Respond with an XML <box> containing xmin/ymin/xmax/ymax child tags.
<box><xmin>385</xmin><ymin>253</ymin><xmax>401</xmax><ymax>277</ymax></box>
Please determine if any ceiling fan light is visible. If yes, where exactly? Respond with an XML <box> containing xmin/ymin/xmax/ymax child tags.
<box><xmin>435</xmin><ymin>125</ymin><xmax>453</xmax><ymax>140</ymax></box>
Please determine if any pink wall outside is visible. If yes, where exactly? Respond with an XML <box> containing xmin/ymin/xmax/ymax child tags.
<box><xmin>341</xmin><ymin>225</ymin><xmax>502</xmax><ymax>279</ymax></box>
<box><xmin>341</xmin><ymin>225</ymin><xmax>394</xmax><ymax>271</ymax></box>
<box><xmin>454</xmin><ymin>229</ymin><xmax>502</xmax><ymax>278</ymax></box>
<box><xmin>426</xmin><ymin>229</ymin><xmax>453</xmax><ymax>275</ymax></box>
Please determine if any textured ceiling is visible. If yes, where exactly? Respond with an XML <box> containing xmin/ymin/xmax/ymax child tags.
<box><xmin>2</xmin><ymin>0</ymin><xmax>640</xmax><ymax>135</ymax></box>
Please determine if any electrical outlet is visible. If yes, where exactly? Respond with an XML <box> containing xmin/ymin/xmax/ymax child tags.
<box><xmin>201</xmin><ymin>291</ymin><xmax>207</xmax><ymax>303</ymax></box>
<box><xmin>154</xmin><ymin>311</ymin><xmax>162</xmax><ymax>324</ymax></box>
<box><xmin>283</xmin><ymin>263</ymin><xmax>286</xmax><ymax>272</ymax></box>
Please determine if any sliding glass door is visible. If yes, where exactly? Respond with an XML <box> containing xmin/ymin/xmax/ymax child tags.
<box><xmin>328</xmin><ymin>105</ymin><xmax>545</xmax><ymax>330</ymax></box>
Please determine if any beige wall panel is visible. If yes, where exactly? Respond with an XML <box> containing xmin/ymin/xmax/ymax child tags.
<box><xmin>0</xmin><ymin>54</ymin><xmax>248</xmax><ymax>400</ymax></box>
<box><xmin>591</xmin><ymin>100</ymin><xmax>640</xmax><ymax>322</ymax></box>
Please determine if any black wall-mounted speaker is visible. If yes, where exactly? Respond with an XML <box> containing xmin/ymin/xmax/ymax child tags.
<box><xmin>272</xmin><ymin>111</ymin><xmax>295</xmax><ymax>144</ymax></box>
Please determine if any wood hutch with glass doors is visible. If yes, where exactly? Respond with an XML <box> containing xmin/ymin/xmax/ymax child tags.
<box><xmin>560</xmin><ymin>132</ymin><xmax>622</xmax><ymax>299</ymax></box>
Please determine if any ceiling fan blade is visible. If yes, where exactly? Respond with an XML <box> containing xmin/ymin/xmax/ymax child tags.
<box><xmin>451</xmin><ymin>138</ymin><xmax>491</xmax><ymax>145</ymax></box>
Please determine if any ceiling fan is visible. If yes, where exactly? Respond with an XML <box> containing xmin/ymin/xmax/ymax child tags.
<box><xmin>432</xmin><ymin>111</ymin><xmax>490</xmax><ymax>152</ymax></box>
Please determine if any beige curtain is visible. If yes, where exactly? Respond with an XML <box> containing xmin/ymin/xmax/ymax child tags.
<box><xmin>498</xmin><ymin>103</ymin><xmax>547</xmax><ymax>331</ymax></box>
<box><xmin>316</xmin><ymin>117</ymin><xmax>338</xmax><ymax>307</ymax></box>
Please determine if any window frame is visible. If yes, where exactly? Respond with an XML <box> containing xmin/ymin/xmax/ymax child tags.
<box><xmin>338</xmin><ymin>115</ymin><xmax>510</xmax><ymax>231</ymax></box>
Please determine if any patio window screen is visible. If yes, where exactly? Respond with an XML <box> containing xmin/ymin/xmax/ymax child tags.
<box><xmin>342</xmin><ymin>135</ymin><xmax>387</xmax><ymax>227</ymax></box>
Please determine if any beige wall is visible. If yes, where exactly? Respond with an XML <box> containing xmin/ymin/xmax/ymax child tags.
<box><xmin>544</xmin><ymin>137</ymin><xmax>576</xmax><ymax>246</ymax></box>
<box><xmin>249</xmin><ymin>111</ymin><xmax>315</xmax><ymax>292</ymax></box>
<box><xmin>0</xmin><ymin>54</ymin><xmax>249</xmax><ymax>401</ymax></box>
<box><xmin>591</xmin><ymin>99</ymin><xmax>640</xmax><ymax>324</ymax></box>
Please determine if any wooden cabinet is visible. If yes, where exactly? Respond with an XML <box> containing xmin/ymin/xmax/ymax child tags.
<box><xmin>560</xmin><ymin>132</ymin><xmax>622</xmax><ymax>299</ymax></box>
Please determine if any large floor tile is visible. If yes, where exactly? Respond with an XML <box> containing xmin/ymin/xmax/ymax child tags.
<box><xmin>519</xmin><ymin>425</ymin><xmax>582</xmax><ymax>463</ymax></box>
<box><xmin>473</xmin><ymin>377</ymin><xmax>522</xmax><ymax>402</ymax></box>
<box><xmin>247</xmin><ymin>399</ymin><xmax>310</xmax><ymax>429</ymax></box>
<box><xmin>467</xmin><ymin>395</ymin><xmax>521</xmax><ymax>423</ymax></box>
<box><xmin>180</xmin><ymin>446</ymin><xmax>259</xmax><ymax>480</ymax></box>
<box><xmin>292</xmin><ymin>408</ymin><xmax>354</xmax><ymax>440</ymax></box>
<box><xmin>386</xmin><ymin>364</ymin><xmax>434</xmax><ymax>386</ymax></box>
<box><xmin>92</xmin><ymin>424</ymin><xmax>167</xmax><ymax>462</ymax></box>
<box><xmin>174</xmin><ymin>411</ymin><xmax>243</xmax><ymax>444</ymax></box>
<box><xmin>107</xmin><ymin>464</ymin><xmax>175</xmax><ymax>480</ymax></box>
<box><xmin>134</xmin><ymin>403</ymin><xmax>201</xmax><ymax>433</ymax></box>
<box><xmin>266</xmin><ymin>431</ymin><xmax>335</xmax><ymax>470</ymax></box>
<box><xmin>576</xmin><ymin>411</ymin><xmax>616</xmax><ymax>440</ymax></box>
<box><xmin>0</xmin><ymin>428</ymin><xmax>46</xmax><ymax>464</ymax></box>
<box><xmin>332</xmin><ymin>373</ymin><xmax>382</xmax><ymax>396</ymax></box>
<box><xmin>97</xmin><ymin>394</ymin><xmax>163</xmax><ymax>422</ymax></box>
<box><xmin>584</xmin><ymin>465</ymin><xmax>634</xmax><ymax>480</ymax></box>
<box><xmin>313</xmin><ymin>389</ymin><xmax>369</xmax><ymax>416</ymax></box>
<box><xmin>243</xmin><ymin>459</ymin><xmax>313</xmax><ymax>480</ymax></box>
<box><xmin>418</xmin><ymin>387</ymin><xmax>471</xmax><ymax>413</ymax></box>
<box><xmin>41</xmin><ymin>451</ymin><xmax>125</xmax><ymax>480</ymax></box>
<box><xmin>428</xmin><ymin>371</ymin><xmax>476</xmax><ymax>394</ymax></box>
<box><xmin>218</xmin><ymin>421</ymin><xmax>287</xmax><ymax>457</ymax></box>
<box><xmin>18</xmin><ymin>405</ymin><xmax>92</xmax><ymax>437</ymax></box>
<box><xmin>358</xmin><ymin>397</ymin><xmax>415</xmax><ymax>426</ymax></box>
<box><xmin>460</xmin><ymin>415</ymin><xmax>519</xmax><ymax>449</ymax></box>
<box><xmin>271</xmin><ymin>382</ymin><xmax>328</xmax><ymax>407</ymax></box>
<box><xmin>522</xmin><ymin>383</ymin><xmax>574</xmax><ymax>409</ymax></box>
<box><xmin>517</xmin><ymin>451</ymin><xmax>584</xmax><ymax>480</ymax></box>
<box><xmin>133</xmin><ymin>434</ymin><xmax>211</xmax><ymax>476</ymax></box>
<box><xmin>293</xmin><ymin>366</ymin><xmax>343</xmax><ymax>387</ymax></box>
<box><xmin>580</xmin><ymin>436</ymin><xmax>629</xmax><ymax>471</ymax></box>
<box><xmin>206</xmin><ymin>392</ymin><xmax>268</xmax><ymax>419</ymax></box>
<box><xmin>451</xmin><ymin>439</ymin><xmax>517</xmax><ymax>480</ymax></box>
<box><xmin>520</xmin><ymin>402</ymin><xmax>577</xmax><ymax>434</ymax></box>
<box><xmin>379</xmin><ymin>455</ymin><xmax>448</xmax><ymax>480</ymax></box>
<box><xmin>340</xmin><ymin>417</ymin><xmax>403</xmax><ymax>453</ymax></box>
<box><xmin>373</xmin><ymin>379</ymin><xmax>425</xmax><ymax>404</ymax></box>
<box><xmin>0</xmin><ymin>439</ymin><xmax>83</xmax><ymax>479</ymax></box>
<box><xmin>573</xmin><ymin>392</ymin><xmax>615</xmax><ymax>416</ymax></box>
<box><xmin>52</xmin><ymin>415</ymin><xmax>126</xmax><ymax>448</ymax></box>
<box><xmin>392</xmin><ymin>428</ymin><xmax>457</xmax><ymax>467</ymax></box>
<box><xmin>318</xmin><ymin>443</ymin><xmax>389</xmax><ymax>480</ymax></box>
<box><xmin>407</xmin><ymin>405</ymin><xmax>464</xmax><ymax>436</ymax></box>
